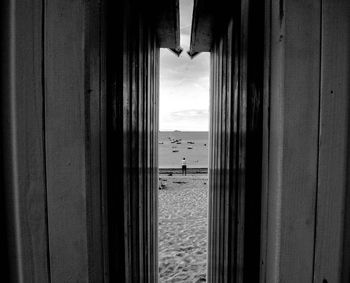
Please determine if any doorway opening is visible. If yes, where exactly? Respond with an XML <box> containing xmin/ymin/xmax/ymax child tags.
<box><xmin>158</xmin><ymin>0</ymin><xmax>210</xmax><ymax>281</ymax></box>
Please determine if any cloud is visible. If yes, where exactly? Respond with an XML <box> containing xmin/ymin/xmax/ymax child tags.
<box><xmin>170</xmin><ymin>109</ymin><xmax>209</xmax><ymax>120</ymax></box>
<box><xmin>159</xmin><ymin>110</ymin><xmax>209</xmax><ymax>131</ymax></box>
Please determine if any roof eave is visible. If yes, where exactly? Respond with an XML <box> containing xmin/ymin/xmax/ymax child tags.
<box><xmin>154</xmin><ymin>0</ymin><xmax>181</xmax><ymax>49</ymax></box>
<box><xmin>189</xmin><ymin>0</ymin><xmax>231</xmax><ymax>56</ymax></box>
<box><xmin>189</xmin><ymin>0</ymin><xmax>214</xmax><ymax>55</ymax></box>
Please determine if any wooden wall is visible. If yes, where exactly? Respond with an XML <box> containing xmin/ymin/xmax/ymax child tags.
<box><xmin>1</xmin><ymin>0</ymin><xmax>49</xmax><ymax>281</ymax></box>
<box><xmin>261</xmin><ymin>0</ymin><xmax>350</xmax><ymax>282</ymax></box>
<box><xmin>1</xmin><ymin>0</ymin><xmax>162</xmax><ymax>282</ymax></box>
<box><xmin>106</xmin><ymin>1</ymin><xmax>159</xmax><ymax>282</ymax></box>
<box><xmin>208</xmin><ymin>0</ymin><xmax>264</xmax><ymax>282</ymax></box>
<box><xmin>1</xmin><ymin>0</ymin><xmax>107</xmax><ymax>281</ymax></box>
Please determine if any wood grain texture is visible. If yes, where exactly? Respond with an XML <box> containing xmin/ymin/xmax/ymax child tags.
<box><xmin>106</xmin><ymin>1</ymin><xmax>159</xmax><ymax>281</ymax></box>
<box><xmin>264</xmin><ymin>0</ymin><xmax>321</xmax><ymax>282</ymax></box>
<box><xmin>99</xmin><ymin>1</ymin><xmax>109</xmax><ymax>281</ymax></box>
<box><xmin>45</xmin><ymin>0</ymin><xmax>105</xmax><ymax>281</ymax></box>
<box><xmin>84</xmin><ymin>0</ymin><xmax>106</xmax><ymax>281</ymax></box>
<box><xmin>314</xmin><ymin>0</ymin><xmax>350</xmax><ymax>282</ymax></box>
<box><xmin>0</xmin><ymin>0</ymin><xmax>50</xmax><ymax>282</ymax></box>
<box><xmin>259</xmin><ymin>0</ymin><xmax>272</xmax><ymax>281</ymax></box>
<box><xmin>207</xmin><ymin>0</ymin><xmax>264</xmax><ymax>281</ymax></box>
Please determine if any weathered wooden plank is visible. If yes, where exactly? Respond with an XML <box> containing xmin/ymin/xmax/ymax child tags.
<box><xmin>45</xmin><ymin>0</ymin><xmax>105</xmax><ymax>281</ymax></box>
<box><xmin>207</xmin><ymin>50</ymin><xmax>214</xmax><ymax>282</ymax></box>
<box><xmin>217</xmin><ymin>37</ymin><xmax>223</xmax><ymax>283</ymax></box>
<box><xmin>146</xmin><ymin>29</ymin><xmax>153</xmax><ymax>282</ymax></box>
<box><xmin>244</xmin><ymin>0</ymin><xmax>264</xmax><ymax>281</ymax></box>
<box><xmin>259</xmin><ymin>0</ymin><xmax>272</xmax><ymax>281</ymax></box>
<box><xmin>221</xmin><ymin>33</ymin><xmax>230</xmax><ymax>282</ymax></box>
<box><xmin>236</xmin><ymin>0</ymin><xmax>249</xmax><ymax>281</ymax></box>
<box><xmin>138</xmin><ymin>19</ymin><xmax>145</xmax><ymax>281</ymax></box>
<box><xmin>99</xmin><ymin>1</ymin><xmax>109</xmax><ymax>281</ymax></box>
<box><xmin>0</xmin><ymin>0</ymin><xmax>50</xmax><ymax>281</ymax></box>
<box><xmin>223</xmin><ymin>19</ymin><xmax>233</xmax><ymax>283</ymax></box>
<box><xmin>84</xmin><ymin>0</ymin><xmax>105</xmax><ymax>281</ymax></box>
<box><xmin>207</xmin><ymin>0</ymin><xmax>265</xmax><ymax>280</ymax></box>
<box><xmin>313</xmin><ymin>0</ymin><xmax>350</xmax><ymax>282</ymax></box>
<box><xmin>122</xmin><ymin>3</ymin><xmax>132</xmax><ymax>281</ymax></box>
<box><xmin>153</xmin><ymin>46</ymin><xmax>160</xmax><ymax>283</ymax></box>
<box><xmin>130</xmin><ymin>14</ymin><xmax>140</xmax><ymax>281</ymax></box>
<box><xmin>264</xmin><ymin>0</ymin><xmax>321</xmax><ymax>282</ymax></box>
<box><xmin>106</xmin><ymin>2</ymin><xmax>159</xmax><ymax>281</ymax></box>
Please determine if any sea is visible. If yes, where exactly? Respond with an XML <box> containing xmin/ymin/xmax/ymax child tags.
<box><xmin>158</xmin><ymin>131</ymin><xmax>209</xmax><ymax>168</ymax></box>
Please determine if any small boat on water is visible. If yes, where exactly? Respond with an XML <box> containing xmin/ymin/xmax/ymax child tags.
<box><xmin>187</xmin><ymin>141</ymin><xmax>195</xmax><ymax>144</ymax></box>
<box><xmin>176</xmin><ymin>142</ymin><xmax>181</xmax><ymax>144</ymax></box>
<box><xmin>158</xmin><ymin>142</ymin><xmax>164</xmax><ymax>144</ymax></box>
<box><xmin>187</xmin><ymin>146</ymin><xmax>193</xmax><ymax>149</ymax></box>
<box><xmin>172</xmin><ymin>149</ymin><xmax>179</xmax><ymax>153</ymax></box>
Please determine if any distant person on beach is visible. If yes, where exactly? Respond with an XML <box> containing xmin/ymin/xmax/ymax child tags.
<box><xmin>182</xmin><ymin>157</ymin><xmax>187</xmax><ymax>176</ymax></box>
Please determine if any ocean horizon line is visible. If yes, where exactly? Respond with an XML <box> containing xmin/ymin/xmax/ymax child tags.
<box><xmin>159</xmin><ymin>130</ymin><xmax>208</xmax><ymax>132</ymax></box>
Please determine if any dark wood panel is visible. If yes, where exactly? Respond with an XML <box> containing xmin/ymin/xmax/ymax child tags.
<box><xmin>207</xmin><ymin>1</ymin><xmax>264</xmax><ymax>281</ymax></box>
<box><xmin>259</xmin><ymin>0</ymin><xmax>272</xmax><ymax>281</ymax></box>
<box><xmin>45</xmin><ymin>0</ymin><xmax>105</xmax><ymax>281</ymax></box>
<box><xmin>263</xmin><ymin>0</ymin><xmax>321</xmax><ymax>282</ymax></box>
<box><xmin>106</xmin><ymin>2</ymin><xmax>159</xmax><ymax>281</ymax></box>
<box><xmin>84</xmin><ymin>0</ymin><xmax>106</xmax><ymax>281</ymax></box>
<box><xmin>0</xmin><ymin>0</ymin><xmax>50</xmax><ymax>281</ymax></box>
<box><xmin>314</xmin><ymin>0</ymin><xmax>350</xmax><ymax>282</ymax></box>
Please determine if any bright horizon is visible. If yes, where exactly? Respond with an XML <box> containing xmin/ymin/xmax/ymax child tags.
<box><xmin>159</xmin><ymin>0</ymin><xmax>210</xmax><ymax>132</ymax></box>
<box><xmin>159</xmin><ymin>130</ymin><xmax>208</xmax><ymax>132</ymax></box>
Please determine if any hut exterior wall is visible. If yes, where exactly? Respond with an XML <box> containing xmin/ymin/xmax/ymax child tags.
<box><xmin>1</xmin><ymin>0</ymin><xmax>107</xmax><ymax>281</ymax></box>
<box><xmin>207</xmin><ymin>0</ymin><xmax>264</xmax><ymax>282</ymax></box>
<box><xmin>1</xmin><ymin>0</ymin><xmax>161</xmax><ymax>282</ymax></box>
<box><xmin>0</xmin><ymin>0</ymin><xmax>49</xmax><ymax>281</ymax></box>
<box><xmin>106</xmin><ymin>1</ymin><xmax>159</xmax><ymax>282</ymax></box>
<box><xmin>261</xmin><ymin>0</ymin><xmax>350</xmax><ymax>282</ymax></box>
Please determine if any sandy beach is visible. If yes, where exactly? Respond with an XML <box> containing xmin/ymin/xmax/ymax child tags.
<box><xmin>158</xmin><ymin>173</ymin><xmax>208</xmax><ymax>282</ymax></box>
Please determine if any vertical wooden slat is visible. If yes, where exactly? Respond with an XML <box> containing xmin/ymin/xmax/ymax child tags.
<box><xmin>146</xmin><ymin>28</ymin><xmax>152</xmax><ymax>282</ymax></box>
<box><xmin>85</xmin><ymin>0</ymin><xmax>105</xmax><ymax>281</ymax></box>
<box><xmin>207</xmin><ymin>50</ymin><xmax>214</xmax><ymax>282</ymax></box>
<box><xmin>259</xmin><ymin>0</ymin><xmax>272</xmax><ymax>281</ymax></box>
<box><xmin>222</xmin><ymin>26</ymin><xmax>229</xmax><ymax>283</ymax></box>
<box><xmin>207</xmin><ymin>0</ymin><xmax>264</xmax><ymax>281</ymax></box>
<box><xmin>313</xmin><ymin>0</ymin><xmax>350</xmax><ymax>282</ymax></box>
<box><xmin>107</xmin><ymin>2</ymin><xmax>159</xmax><ymax>281</ymax></box>
<box><xmin>45</xmin><ymin>0</ymin><xmax>105</xmax><ymax>281</ymax></box>
<box><xmin>211</xmin><ymin>48</ymin><xmax>218</xmax><ymax>281</ymax></box>
<box><xmin>244</xmin><ymin>0</ymin><xmax>264</xmax><ymax>281</ymax></box>
<box><xmin>208</xmin><ymin>14</ymin><xmax>239</xmax><ymax>283</ymax></box>
<box><xmin>99</xmin><ymin>0</ymin><xmax>109</xmax><ymax>281</ymax></box>
<box><xmin>264</xmin><ymin>0</ymin><xmax>321</xmax><ymax>282</ymax></box>
<box><xmin>45</xmin><ymin>0</ymin><xmax>90</xmax><ymax>279</ymax></box>
<box><xmin>236</xmin><ymin>0</ymin><xmax>249</xmax><ymax>281</ymax></box>
<box><xmin>1</xmin><ymin>1</ymin><xmax>108</xmax><ymax>281</ymax></box>
<box><xmin>138</xmin><ymin>19</ymin><xmax>145</xmax><ymax>282</ymax></box>
<box><xmin>130</xmin><ymin>12</ymin><xmax>139</xmax><ymax>281</ymax></box>
<box><xmin>154</xmin><ymin>46</ymin><xmax>160</xmax><ymax>282</ymax></box>
<box><xmin>217</xmin><ymin>37</ymin><xmax>223</xmax><ymax>283</ymax></box>
<box><xmin>122</xmin><ymin>2</ymin><xmax>132</xmax><ymax>280</ymax></box>
<box><xmin>1</xmin><ymin>1</ymin><xmax>50</xmax><ymax>282</ymax></box>
<box><xmin>0</xmin><ymin>0</ymin><xmax>50</xmax><ymax>282</ymax></box>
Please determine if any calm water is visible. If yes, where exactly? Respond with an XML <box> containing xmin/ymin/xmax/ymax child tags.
<box><xmin>158</xmin><ymin>131</ymin><xmax>209</xmax><ymax>168</ymax></box>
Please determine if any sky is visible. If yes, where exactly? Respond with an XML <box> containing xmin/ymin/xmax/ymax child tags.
<box><xmin>159</xmin><ymin>0</ymin><xmax>210</xmax><ymax>132</ymax></box>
